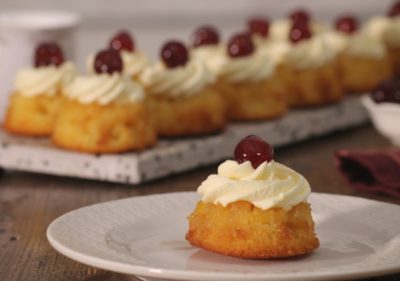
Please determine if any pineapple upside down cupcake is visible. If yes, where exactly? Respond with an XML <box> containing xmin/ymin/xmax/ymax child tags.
<box><xmin>324</xmin><ymin>15</ymin><xmax>392</xmax><ymax>93</ymax></box>
<box><xmin>140</xmin><ymin>40</ymin><xmax>227</xmax><ymax>137</ymax></box>
<box><xmin>87</xmin><ymin>31</ymin><xmax>151</xmax><ymax>81</ymax></box>
<box><xmin>52</xmin><ymin>49</ymin><xmax>156</xmax><ymax>153</ymax></box>
<box><xmin>364</xmin><ymin>1</ymin><xmax>400</xmax><ymax>77</ymax></box>
<box><xmin>3</xmin><ymin>42</ymin><xmax>77</xmax><ymax>136</ymax></box>
<box><xmin>281</xmin><ymin>20</ymin><xmax>343</xmax><ymax>107</ymax></box>
<box><xmin>210</xmin><ymin>32</ymin><xmax>287</xmax><ymax>121</ymax></box>
<box><xmin>186</xmin><ymin>135</ymin><xmax>319</xmax><ymax>259</ymax></box>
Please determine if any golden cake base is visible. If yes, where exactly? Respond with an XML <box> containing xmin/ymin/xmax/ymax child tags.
<box><xmin>339</xmin><ymin>54</ymin><xmax>392</xmax><ymax>93</ymax></box>
<box><xmin>186</xmin><ymin>200</ymin><xmax>319</xmax><ymax>259</ymax></box>
<box><xmin>387</xmin><ymin>47</ymin><xmax>400</xmax><ymax>77</ymax></box>
<box><xmin>3</xmin><ymin>93</ymin><xmax>62</xmax><ymax>137</ymax></box>
<box><xmin>282</xmin><ymin>62</ymin><xmax>344</xmax><ymax>107</ymax></box>
<box><xmin>145</xmin><ymin>87</ymin><xmax>227</xmax><ymax>137</ymax></box>
<box><xmin>215</xmin><ymin>74</ymin><xmax>288</xmax><ymax>121</ymax></box>
<box><xmin>52</xmin><ymin>100</ymin><xmax>156</xmax><ymax>153</ymax></box>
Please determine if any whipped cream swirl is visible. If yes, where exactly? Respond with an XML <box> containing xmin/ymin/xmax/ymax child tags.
<box><xmin>64</xmin><ymin>72</ymin><xmax>144</xmax><ymax>105</ymax></box>
<box><xmin>365</xmin><ymin>16</ymin><xmax>400</xmax><ymax>48</ymax></box>
<box><xmin>190</xmin><ymin>44</ymin><xmax>226</xmax><ymax>75</ymax></box>
<box><xmin>284</xmin><ymin>34</ymin><xmax>335</xmax><ymax>70</ymax></box>
<box><xmin>87</xmin><ymin>50</ymin><xmax>151</xmax><ymax>77</ymax></box>
<box><xmin>270</xmin><ymin>19</ymin><xmax>329</xmax><ymax>42</ymax></box>
<box><xmin>214</xmin><ymin>49</ymin><xmax>276</xmax><ymax>82</ymax></box>
<box><xmin>198</xmin><ymin>160</ymin><xmax>311</xmax><ymax>210</ymax></box>
<box><xmin>256</xmin><ymin>39</ymin><xmax>292</xmax><ymax>65</ymax></box>
<box><xmin>344</xmin><ymin>33</ymin><xmax>386</xmax><ymax>59</ymax></box>
<box><xmin>15</xmin><ymin>62</ymin><xmax>77</xmax><ymax>97</ymax></box>
<box><xmin>139</xmin><ymin>58</ymin><xmax>215</xmax><ymax>97</ymax></box>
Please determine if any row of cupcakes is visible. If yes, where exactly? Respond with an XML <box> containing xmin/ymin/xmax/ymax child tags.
<box><xmin>4</xmin><ymin>2</ymin><xmax>400</xmax><ymax>154</ymax></box>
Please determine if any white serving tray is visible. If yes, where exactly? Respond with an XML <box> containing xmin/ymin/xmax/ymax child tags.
<box><xmin>0</xmin><ymin>96</ymin><xmax>368</xmax><ymax>184</ymax></box>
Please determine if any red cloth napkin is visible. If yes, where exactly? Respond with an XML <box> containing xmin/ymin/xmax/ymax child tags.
<box><xmin>334</xmin><ymin>150</ymin><xmax>400</xmax><ymax>199</ymax></box>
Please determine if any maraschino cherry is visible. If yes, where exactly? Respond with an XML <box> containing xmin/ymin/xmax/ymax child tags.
<box><xmin>372</xmin><ymin>79</ymin><xmax>400</xmax><ymax>104</ymax></box>
<box><xmin>289</xmin><ymin>9</ymin><xmax>310</xmax><ymax>24</ymax></box>
<box><xmin>228</xmin><ymin>33</ymin><xmax>254</xmax><ymax>58</ymax></box>
<box><xmin>335</xmin><ymin>16</ymin><xmax>358</xmax><ymax>34</ymax></box>
<box><xmin>248</xmin><ymin>17</ymin><xmax>270</xmax><ymax>37</ymax></box>
<box><xmin>94</xmin><ymin>49</ymin><xmax>123</xmax><ymax>74</ymax></box>
<box><xmin>109</xmin><ymin>31</ymin><xmax>135</xmax><ymax>52</ymax></box>
<box><xmin>289</xmin><ymin>21</ymin><xmax>312</xmax><ymax>43</ymax></box>
<box><xmin>161</xmin><ymin>41</ymin><xmax>188</xmax><ymax>68</ymax></box>
<box><xmin>388</xmin><ymin>1</ymin><xmax>400</xmax><ymax>17</ymax></box>
<box><xmin>191</xmin><ymin>26</ymin><xmax>219</xmax><ymax>47</ymax></box>
<box><xmin>35</xmin><ymin>42</ymin><xmax>64</xmax><ymax>67</ymax></box>
<box><xmin>234</xmin><ymin>135</ymin><xmax>275</xmax><ymax>169</ymax></box>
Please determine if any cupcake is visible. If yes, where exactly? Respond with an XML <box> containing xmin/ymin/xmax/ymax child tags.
<box><xmin>87</xmin><ymin>31</ymin><xmax>151</xmax><ymax>81</ymax></box>
<box><xmin>3</xmin><ymin>42</ymin><xmax>77</xmax><ymax>136</ymax></box>
<box><xmin>281</xmin><ymin>20</ymin><xmax>343</xmax><ymax>107</ymax></box>
<box><xmin>365</xmin><ymin>2</ymin><xmax>400</xmax><ymax>77</ymax></box>
<box><xmin>324</xmin><ymin>16</ymin><xmax>392</xmax><ymax>93</ymax></box>
<box><xmin>270</xmin><ymin>9</ymin><xmax>329</xmax><ymax>42</ymax></box>
<box><xmin>210</xmin><ymin>32</ymin><xmax>287</xmax><ymax>121</ymax></box>
<box><xmin>52</xmin><ymin>49</ymin><xmax>156</xmax><ymax>153</ymax></box>
<box><xmin>186</xmin><ymin>135</ymin><xmax>319</xmax><ymax>259</ymax></box>
<box><xmin>140</xmin><ymin>40</ymin><xmax>227</xmax><ymax>137</ymax></box>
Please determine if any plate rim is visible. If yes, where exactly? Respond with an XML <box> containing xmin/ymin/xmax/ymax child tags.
<box><xmin>47</xmin><ymin>191</ymin><xmax>400</xmax><ymax>281</ymax></box>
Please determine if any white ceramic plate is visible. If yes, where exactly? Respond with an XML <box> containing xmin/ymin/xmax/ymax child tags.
<box><xmin>47</xmin><ymin>192</ymin><xmax>400</xmax><ymax>281</ymax></box>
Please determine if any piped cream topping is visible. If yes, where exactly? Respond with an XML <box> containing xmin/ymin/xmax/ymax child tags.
<box><xmin>284</xmin><ymin>34</ymin><xmax>336</xmax><ymax>70</ymax></box>
<box><xmin>269</xmin><ymin>19</ymin><xmax>329</xmax><ymax>42</ymax></box>
<box><xmin>198</xmin><ymin>160</ymin><xmax>311</xmax><ymax>210</ymax></box>
<box><xmin>190</xmin><ymin>44</ymin><xmax>226</xmax><ymax>75</ymax></box>
<box><xmin>365</xmin><ymin>16</ymin><xmax>400</xmax><ymax>48</ymax></box>
<box><xmin>15</xmin><ymin>62</ymin><xmax>77</xmax><ymax>97</ymax></box>
<box><xmin>64</xmin><ymin>72</ymin><xmax>144</xmax><ymax>105</ymax></box>
<box><xmin>139</xmin><ymin>58</ymin><xmax>215</xmax><ymax>97</ymax></box>
<box><xmin>87</xmin><ymin>50</ymin><xmax>151</xmax><ymax>77</ymax></box>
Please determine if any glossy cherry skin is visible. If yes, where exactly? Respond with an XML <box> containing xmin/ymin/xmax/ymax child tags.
<box><xmin>109</xmin><ymin>31</ymin><xmax>135</xmax><ymax>52</ymax></box>
<box><xmin>372</xmin><ymin>79</ymin><xmax>400</xmax><ymax>104</ymax></box>
<box><xmin>161</xmin><ymin>41</ymin><xmax>188</xmax><ymax>68</ymax></box>
<box><xmin>191</xmin><ymin>26</ymin><xmax>219</xmax><ymax>47</ymax></box>
<box><xmin>234</xmin><ymin>135</ymin><xmax>275</xmax><ymax>169</ymax></box>
<box><xmin>228</xmin><ymin>33</ymin><xmax>254</xmax><ymax>58</ymax></box>
<box><xmin>94</xmin><ymin>49</ymin><xmax>123</xmax><ymax>74</ymax></box>
<box><xmin>335</xmin><ymin>16</ymin><xmax>358</xmax><ymax>34</ymax></box>
<box><xmin>289</xmin><ymin>21</ymin><xmax>312</xmax><ymax>43</ymax></box>
<box><xmin>248</xmin><ymin>17</ymin><xmax>270</xmax><ymax>37</ymax></box>
<box><xmin>388</xmin><ymin>1</ymin><xmax>400</xmax><ymax>17</ymax></box>
<box><xmin>289</xmin><ymin>9</ymin><xmax>310</xmax><ymax>24</ymax></box>
<box><xmin>34</xmin><ymin>42</ymin><xmax>64</xmax><ymax>67</ymax></box>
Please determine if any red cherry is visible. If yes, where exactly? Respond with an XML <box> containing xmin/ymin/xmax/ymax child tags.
<box><xmin>289</xmin><ymin>9</ymin><xmax>310</xmax><ymax>24</ymax></box>
<box><xmin>335</xmin><ymin>16</ymin><xmax>358</xmax><ymax>34</ymax></box>
<box><xmin>109</xmin><ymin>31</ymin><xmax>135</xmax><ymax>52</ymax></box>
<box><xmin>289</xmin><ymin>21</ymin><xmax>312</xmax><ymax>44</ymax></box>
<box><xmin>248</xmin><ymin>17</ymin><xmax>270</xmax><ymax>37</ymax></box>
<box><xmin>234</xmin><ymin>135</ymin><xmax>275</xmax><ymax>169</ymax></box>
<box><xmin>161</xmin><ymin>41</ymin><xmax>188</xmax><ymax>68</ymax></box>
<box><xmin>228</xmin><ymin>33</ymin><xmax>254</xmax><ymax>58</ymax></box>
<box><xmin>372</xmin><ymin>79</ymin><xmax>400</xmax><ymax>104</ymax></box>
<box><xmin>34</xmin><ymin>42</ymin><xmax>64</xmax><ymax>67</ymax></box>
<box><xmin>94</xmin><ymin>49</ymin><xmax>123</xmax><ymax>74</ymax></box>
<box><xmin>388</xmin><ymin>1</ymin><xmax>400</xmax><ymax>17</ymax></box>
<box><xmin>191</xmin><ymin>26</ymin><xmax>219</xmax><ymax>47</ymax></box>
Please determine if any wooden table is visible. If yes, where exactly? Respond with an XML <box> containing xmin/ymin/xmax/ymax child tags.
<box><xmin>0</xmin><ymin>124</ymin><xmax>399</xmax><ymax>281</ymax></box>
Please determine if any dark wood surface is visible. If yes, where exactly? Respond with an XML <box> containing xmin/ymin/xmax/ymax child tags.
<box><xmin>1</xmin><ymin>124</ymin><xmax>400</xmax><ymax>281</ymax></box>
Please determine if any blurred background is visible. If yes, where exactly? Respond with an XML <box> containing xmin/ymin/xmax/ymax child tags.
<box><xmin>1</xmin><ymin>0</ymin><xmax>393</xmax><ymax>70</ymax></box>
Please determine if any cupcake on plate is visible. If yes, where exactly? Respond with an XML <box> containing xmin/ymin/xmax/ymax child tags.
<box><xmin>186</xmin><ymin>135</ymin><xmax>319</xmax><ymax>259</ymax></box>
<box><xmin>270</xmin><ymin>9</ymin><xmax>329</xmax><ymax>42</ymax></box>
<box><xmin>140</xmin><ymin>40</ymin><xmax>227</xmax><ymax>137</ymax></box>
<box><xmin>281</xmin><ymin>20</ymin><xmax>343</xmax><ymax>107</ymax></box>
<box><xmin>211</xmin><ymin>32</ymin><xmax>287</xmax><ymax>121</ymax></box>
<box><xmin>3</xmin><ymin>42</ymin><xmax>77</xmax><ymax>136</ymax></box>
<box><xmin>324</xmin><ymin>15</ymin><xmax>392</xmax><ymax>93</ymax></box>
<box><xmin>87</xmin><ymin>31</ymin><xmax>151</xmax><ymax>81</ymax></box>
<box><xmin>365</xmin><ymin>1</ymin><xmax>400</xmax><ymax>77</ymax></box>
<box><xmin>52</xmin><ymin>49</ymin><xmax>156</xmax><ymax>153</ymax></box>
